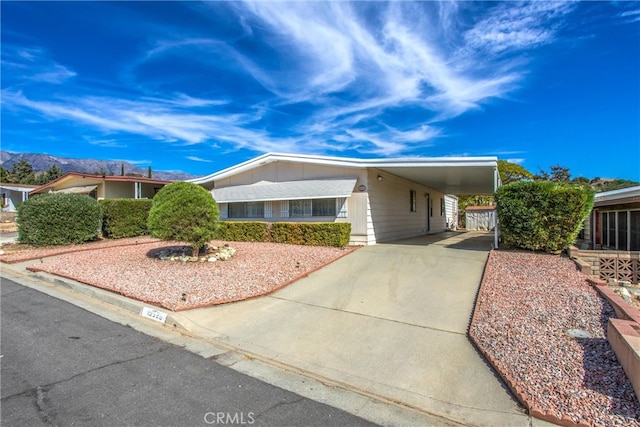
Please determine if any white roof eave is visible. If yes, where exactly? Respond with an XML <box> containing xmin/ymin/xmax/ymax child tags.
<box><xmin>188</xmin><ymin>152</ymin><xmax>498</xmax><ymax>186</ymax></box>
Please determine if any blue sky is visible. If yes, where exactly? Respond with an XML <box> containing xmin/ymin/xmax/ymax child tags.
<box><xmin>2</xmin><ymin>1</ymin><xmax>639</xmax><ymax>181</ymax></box>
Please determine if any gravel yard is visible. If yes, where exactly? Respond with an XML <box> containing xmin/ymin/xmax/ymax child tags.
<box><xmin>26</xmin><ymin>240</ymin><xmax>355</xmax><ymax>311</ymax></box>
<box><xmin>471</xmin><ymin>251</ymin><xmax>640</xmax><ymax>426</ymax></box>
<box><xmin>0</xmin><ymin>236</ymin><xmax>159</xmax><ymax>263</ymax></box>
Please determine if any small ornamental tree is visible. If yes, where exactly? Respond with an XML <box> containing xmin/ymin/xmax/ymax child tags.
<box><xmin>147</xmin><ymin>182</ymin><xmax>219</xmax><ymax>256</ymax></box>
<box><xmin>17</xmin><ymin>193</ymin><xmax>102</xmax><ymax>246</ymax></box>
<box><xmin>495</xmin><ymin>181</ymin><xmax>594</xmax><ymax>253</ymax></box>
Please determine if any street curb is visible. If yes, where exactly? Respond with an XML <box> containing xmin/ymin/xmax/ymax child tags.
<box><xmin>2</xmin><ymin>262</ymin><xmax>185</xmax><ymax>331</ymax></box>
<box><xmin>1</xmin><ymin>262</ymin><xmax>469</xmax><ymax>427</ymax></box>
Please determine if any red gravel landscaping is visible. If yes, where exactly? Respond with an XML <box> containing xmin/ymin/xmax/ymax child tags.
<box><xmin>26</xmin><ymin>240</ymin><xmax>355</xmax><ymax>311</ymax></box>
<box><xmin>470</xmin><ymin>250</ymin><xmax>639</xmax><ymax>427</ymax></box>
<box><xmin>0</xmin><ymin>236</ymin><xmax>160</xmax><ymax>264</ymax></box>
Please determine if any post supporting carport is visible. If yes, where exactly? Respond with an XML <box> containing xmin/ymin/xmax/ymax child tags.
<box><xmin>494</xmin><ymin>167</ymin><xmax>500</xmax><ymax>249</ymax></box>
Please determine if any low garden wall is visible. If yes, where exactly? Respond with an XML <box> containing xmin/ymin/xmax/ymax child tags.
<box><xmin>569</xmin><ymin>246</ymin><xmax>640</xmax><ymax>285</ymax></box>
<box><xmin>587</xmin><ymin>277</ymin><xmax>640</xmax><ymax>403</ymax></box>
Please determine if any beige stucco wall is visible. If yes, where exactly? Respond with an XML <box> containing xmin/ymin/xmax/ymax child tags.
<box><xmin>104</xmin><ymin>181</ymin><xmax>135</xmax><ymax>199</ymax></box>
<box><xmin>141</xmin><ymin>183</ymin><xmax>163</xmax><ymax>199</ymax></box>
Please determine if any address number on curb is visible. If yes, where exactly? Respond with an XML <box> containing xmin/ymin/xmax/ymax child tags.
<box><xmin>140</xmin><ymin>307</ymin><xmax>168</xmax><ymax>324</ymax></box>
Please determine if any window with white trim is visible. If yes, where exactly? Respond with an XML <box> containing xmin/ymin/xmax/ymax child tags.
<box><xmin>228</xmin><ymin>202</ymin><xmax>264</xmax><ymax>219</ymax></box>
<box><xmin>290</xmin><ymin>198</ymin><xmax>337</xmax><ymax>217</ymax></box>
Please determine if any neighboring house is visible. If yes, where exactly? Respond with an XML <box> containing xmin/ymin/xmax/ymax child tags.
<box><xmin>189</xmin><ymin>153</ymin><xmax>499</xmax><ymax>245</ymax></box>
<box><xmin>29</xmin><ymin>172</ymin><xmax>172</xmax><ymax>200</ymax></box>
<box><xmin>1</xmin><ymin>183</ymin><xmax>37</xmax><ymax>212</ymax></box>
<box><xmin>582</xmin><ymin>185</ymin><xmax>640</xmax><ymax>251</ymax></box>
<box><xmin>464</xmin><ymin>205</ymin><xmax>496</xmax><ymax>231</ymax></box>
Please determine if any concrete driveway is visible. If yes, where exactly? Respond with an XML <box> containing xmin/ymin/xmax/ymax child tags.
<box><xmin>174</xmin><ymin>231</ymin><xmax>531</xmax><ymax>426</ymax></box>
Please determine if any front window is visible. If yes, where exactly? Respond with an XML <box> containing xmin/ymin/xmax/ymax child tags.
<box><xmin>631</xmin><ymin>211</ymin><xmax>640</xmax><ymax>251</ymax></box>
<box><xmin>290</xmin><ymin>199</ymin><xmax>336</xmax><ymax>217</ymax></box>
<box><xmin>618</xmin><ymin>212</ymin><xmax>628</xmax><ymax>250</ymax></box>
<box><xmin>228</xmin><ymin>202</ymin><xmax>264</xmax><ymax>218</ymax></box>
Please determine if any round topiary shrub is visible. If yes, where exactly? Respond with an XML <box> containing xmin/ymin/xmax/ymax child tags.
<box><xmin>147</xmin><ymin>182</ymin><xmax>220</xmax><ymax>256</ymax></box>
<box><xmin>17</xmin><ymin>193</ymin><xmax>103</xmax><ymax>246</ymax></box>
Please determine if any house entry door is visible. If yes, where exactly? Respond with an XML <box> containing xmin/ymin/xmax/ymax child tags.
<box><xmin>425</xmin><ymin>193</ymin><xmax>430</xmax><ymax>232</ymax></box>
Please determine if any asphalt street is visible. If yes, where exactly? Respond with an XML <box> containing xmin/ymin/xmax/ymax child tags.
<box><xmin>0</xmin><ymin>278</ymin><xmax>374</xmax><ymax>427</ymax></box>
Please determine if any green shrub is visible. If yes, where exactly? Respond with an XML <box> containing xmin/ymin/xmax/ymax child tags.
<box><xmin>17</xmin><ymin>193</ymin><xmax>103</xmax><ymax>246</ymax></box>
<box><xmin>215</xmin><ymin>221</ymin><xmax>271</xmax><ymax>242</ymax></box>
<box><xmin>147</xmin><ymin>182</ymin><xmax>219</xmax><ymax>256</ymax></box>
<box><xmin>271</xmin><ymin>222</ymin><xmax>351</xmax><ymax>247</ymax></box>
<box><xmin>213</xmin><ymin>220</ymin><xmax>351</xmax><ymax>247</ymax></box>
<box><xmin>100</xmin><ymin>199</ymin><xmax>153</xmax><ymax>238</ymax></box>
<box><xmin>495</xmin><ymin>181</ymin><xmax>594</xmax><ymax>253</ymax></box>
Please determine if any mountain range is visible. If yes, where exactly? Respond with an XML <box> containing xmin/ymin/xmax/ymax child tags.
<box><xmin>0</xmin><ymin>151</ymin><xmax>197</xmax><ymax>181</ymax></box>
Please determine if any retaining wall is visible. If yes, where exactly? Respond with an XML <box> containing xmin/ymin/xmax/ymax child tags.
<box><xmin>569</xmin><ymin>246</ymin><xmax>639</xmax><ymax>285</ymax></box>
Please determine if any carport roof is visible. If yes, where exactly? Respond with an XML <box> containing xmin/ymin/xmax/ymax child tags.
<box><xmin>189</xmin><ymin>152</ymin><xmax>499</xmax><ymax>195</ymax></box>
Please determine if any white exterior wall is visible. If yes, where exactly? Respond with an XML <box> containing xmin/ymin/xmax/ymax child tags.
<box><xmin>215</xmin><ymin>162</ymin><xmax>370</xmax><ymax>245</ymax></box>
<box><xmin>1</xmin><ymin>189</ymin><xmax>31</xmax><ymax>212</ymax></box>
<box><xmin>214</xmin><ymin>162</ymin><xmax>451</xmax><ymax>245</ymax></box>
<box><xmin>215</xmin><ymin>161</ymin><xmax>367</xmax><ymax>187</ymax></box>
<box><xmin>366</xmin><ymin>168</ymin><xmax>446</xmax><ymax>243</ymax></box>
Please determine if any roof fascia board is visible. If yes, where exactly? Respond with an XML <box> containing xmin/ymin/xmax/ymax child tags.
<box><xmin>189</xmin><ymin>152</ymin><xmax>498</xmax><ymax>184</ymax></box>
<box><xmin>595</xmin><ymin>185</ymin><xmax>640</xmax><ymax>201</ymax></box>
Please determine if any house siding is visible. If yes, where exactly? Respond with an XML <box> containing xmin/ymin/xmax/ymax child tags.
<box><xmin>215</xmin><ymin>161</ymin><xmax>367</xmax><ymax>187</ymax></box>
<box><xmin>366</xmin><ymin>168</ymin><xmax>446</xmax><ymax>243</ymax></box>
<box><xmin>1</xmin><ymin>187</ymin><xmax>33</xmax><ymax>212</ymax></box>
<box><xmin>212</xmin><ymin>162</ymin><xmax>452</xmax><ymax>245</ymax></box>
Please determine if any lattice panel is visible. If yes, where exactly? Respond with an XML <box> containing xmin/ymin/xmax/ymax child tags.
<box><xmin>599</xmin><ymin>257</ymin><xmax>639</xmax><ymax>284</ymax></box>
<box><xmin>599</xmin><ymin>257</ymin><xmax>616</xmax><ymax>281</ymax></box>
<box><xmin>616</xmin><ymin>258</ymin><xmax>638</xmax><ymax>283</ymax></box>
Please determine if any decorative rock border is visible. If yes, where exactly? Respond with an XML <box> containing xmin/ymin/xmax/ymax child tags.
<box><xmin>468</xmin><ymin>251</ymin><xmax>637</xmax><ymax>427</ymax></box>
<box><xmin>587</xmin><ymin>277</ymin><xmax>640</xmax><ymax>404</ymax></box>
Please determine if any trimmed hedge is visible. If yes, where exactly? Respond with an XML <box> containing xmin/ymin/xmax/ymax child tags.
<box><xmin>495</xmin><ymin>181</ymin><xmax>594</xmax><ymax>253</ymax></box>
<box><xmin>17</xmin><ymin>193</ymin><xmax>103</xmax><ymax>246</ymax></box>
<box><xmin>215</xmin><ymin>221</ymin><xmax>271</xmax><ymax>242</ymax></box>
<box><xmin>100</xmin><ymin>199</ymin><xmax>153</xmax><ymax>238</ymax></box>
<box><xmin>148</xmin><ymin>182</ymin><xmax>220</xmax><ymax>255</ymax></box>
<box><xmin>214</xmin><ymin>221</ymin><xmax>351</xmax><ymax>247</ymax></box>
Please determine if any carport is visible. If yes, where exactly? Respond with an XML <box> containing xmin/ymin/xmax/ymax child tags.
<box><xmin>368</xmin><ymin>156</ymin><xmax>501</xmax><ymax>245</ymax></box>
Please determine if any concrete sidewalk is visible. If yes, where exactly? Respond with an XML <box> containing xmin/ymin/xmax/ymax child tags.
<box><xmin>170</xmin><ymin>231</ymin><xmax>533</xmax><ymax>426</ymax></box>
<box><xmin>1</xmin><ymin>231</ymin><xmax>555</xmax><ymax>426</ymax></box>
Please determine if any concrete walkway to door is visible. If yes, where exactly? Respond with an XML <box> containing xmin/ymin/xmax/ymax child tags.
<box><xmin>173</xmin><ymin>231</ymin><xmax>538</xmax><ymax>426</ymax></box>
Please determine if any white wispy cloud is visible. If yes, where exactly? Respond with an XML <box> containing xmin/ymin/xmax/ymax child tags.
<box><xmin>2</xmin><ymin>45</ymin><xmax>76</xmax><ymax>83</ymax></box>
<box><xmin>506</xmin><ymin>158</ymin><xmax>526</xmax><ymax>164</ymax></box>
<box><xmin>463</xmin><ymin>1</ymin><xmax>577</xmax><ymax>54</ymax></box>
<box><xmin>1</xmin><ymin>89</ymin><xmax>303</xmax><ymax>154</ymax></box>
<box><xmin>3</xmin><ymin>2</ymin><xmax>580</xmax><ymax>159</ymax></box>
<box><xmin>186</xmin><ymin>156</ymin><xmax>213</xmax><ymax>163</ymax></box>
<box><xmin>87</xmin><ymin>138</ymin><xmax>126</xmax><ymax>148</ymax></box>
<box><xmin>620</xmin><ymin>9</ymin><xmax>640</xmax><ymax>23</ymax></box>
<box><xmin>117</xmin><ymin>159</ymin><xmax>151</xmax><ymax>166</ymax></box>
